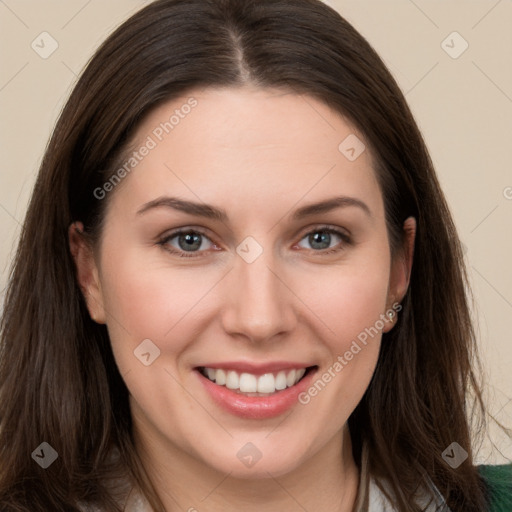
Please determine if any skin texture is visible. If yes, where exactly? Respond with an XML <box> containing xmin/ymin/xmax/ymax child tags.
<box><xmin>70</xmin><ymin>86</ymin><xmax>416</xmax><ymax>512</ymax></box>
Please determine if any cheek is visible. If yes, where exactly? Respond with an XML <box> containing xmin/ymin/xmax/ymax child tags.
<box><xmin>296</xmin><ymin>258</ymin><xmax>391</xmax><ymax>348</ymax></box>
<box><xmin>98</xmin><ymin>247</ymin><xmax>220</xmax><ymax>371</ymax></box>
<box><xmin>294</xmin><ymin>264</ymin><xmax>389</xmax><ymax>429</ymax></box>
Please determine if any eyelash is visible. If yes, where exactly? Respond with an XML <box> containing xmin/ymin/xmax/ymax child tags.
<box><xmin>157</xmin><ymin>225</ymin><xmax>352</xmax><ymax>259</ymax></box>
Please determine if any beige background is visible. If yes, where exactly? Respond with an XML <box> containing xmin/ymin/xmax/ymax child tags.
<box><xmin>0</xmin><ymin>1</ymin><xmax>511</xmax><ymax>462</ymax></box>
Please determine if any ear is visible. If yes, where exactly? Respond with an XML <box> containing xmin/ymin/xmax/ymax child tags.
<box><xmin>68</xmin><ymin>222</ymin><xmax>106</xmax><ymax>324</ymax></box>
<box><xmin>382</xmin><ymin>216</ymin><xmax>416</xmax><ymax>333</ymax></box>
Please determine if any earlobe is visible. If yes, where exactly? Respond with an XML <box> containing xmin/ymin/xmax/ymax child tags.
<box><xmin>68</xmin><ymin>222</ymin><xmax>106</xmax><ymax>324</ymax></box>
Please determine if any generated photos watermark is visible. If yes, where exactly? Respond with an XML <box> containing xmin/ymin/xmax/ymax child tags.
<box><xmin>93</xmin><ymin>97</ymin><xmax>198</xmax><ymax>200</ymax></box>
<box><xmin>298</xmin><ymin>302</ymin><xmax>402</xmax><ymax>405</ymax></box>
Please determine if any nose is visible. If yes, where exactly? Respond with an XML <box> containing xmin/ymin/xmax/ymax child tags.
<box><xmin>220</xmin><ymin>245</ymin><xmax>297</xmax><ymax>344</ymax></box>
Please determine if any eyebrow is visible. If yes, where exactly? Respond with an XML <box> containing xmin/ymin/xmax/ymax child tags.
<box><xmin>290</xmin><ymin>196</ymin><xmax>371</xmax><ymax>220</ymax></box>
<box><xmin>136</xmin><ymin>195</ymin><xmax>371</xmax><ymax>221</ymax></box>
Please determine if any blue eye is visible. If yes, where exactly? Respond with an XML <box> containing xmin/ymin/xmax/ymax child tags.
<box><xmin>297</xmin><ymin>228</ymin><xmax>350</xmax><ymax>253</ymax></box>
<box><xmin>159</xmin><ymin>229</ymin><xmax>214</xmax><ymax>257</ymax></box>
<box><xmin>158</xmin><ymin>225</ymin><xmax>351</xmax><ymax>258</ymax></box>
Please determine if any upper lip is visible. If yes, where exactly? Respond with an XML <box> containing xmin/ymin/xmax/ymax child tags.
<box><xmin>196</xmin><ymin>361</ymin><xmax>315</xmax><ymax>376</ymax></box>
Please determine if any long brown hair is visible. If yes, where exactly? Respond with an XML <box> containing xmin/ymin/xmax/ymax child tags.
<box><xmin>0</xmin><ymin>0</ymin><xmax>496</xmax><ymax>510</ymax></box>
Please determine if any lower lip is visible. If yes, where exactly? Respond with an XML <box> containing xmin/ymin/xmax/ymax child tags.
<box><xmin>196</xmin><ymin>368</ymin><xmax>317</xmax><ymax>419</ymax></box>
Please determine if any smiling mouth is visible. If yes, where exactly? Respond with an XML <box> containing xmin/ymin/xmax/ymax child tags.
<box><xmin>197</xmin><ymin>366</ymin><xmax>316</xmax><ymax>396</ymax></box>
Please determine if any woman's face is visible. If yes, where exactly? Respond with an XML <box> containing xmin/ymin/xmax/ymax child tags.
<box><xmin>74</xmin><ymin>86</ymin><xmax>413</xmax><ymax>478</ymax></box>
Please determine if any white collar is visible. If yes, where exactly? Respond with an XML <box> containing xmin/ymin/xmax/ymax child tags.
<box><xmin>356</xmin><ymin>442</ymin><xmax>451</xmax><ymax>511</ymax></box>
<box><xmin>366</xmin><ymin>476</ymin><xmax>451</xmax><ymax>511</ymax></box>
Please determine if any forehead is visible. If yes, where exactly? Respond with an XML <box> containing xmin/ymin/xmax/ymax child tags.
<box><xmin>106</xmin><ymin>86</ymin><xmax>383</xmax><ymax>221</ymax></box>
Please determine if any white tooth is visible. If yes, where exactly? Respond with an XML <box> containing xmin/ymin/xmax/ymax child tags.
<box><xmin>208</xmin><ymin>367</ymin><xmax>306</xmax><ymax>392</ymax></box>
<box><xmin>295</xmin><ymin>368</ymin><xmax>306</xmax><ymax>384</ymax></box>
<box><xmin>275</xmin><ymin>371</ymin><xmax>287</xmax><ymax>390</ymax></box>
<box><xmin>239</xmin><ymin>373</ymin><xmax>258</xmax><ymax>392</ymax></box>
<box><xmin>257</xmin><ymin>373</ymin><xmax>276</xmax><ymax>393</ymax></box>
<box><xmin>215</xmin><ymin>369</ymin><xmax>226</xmax><ymax>386</ymax></box>
<box><xmin>286</xmin><ymin>369</ymin><xmax>297</xmax><ymax>387</ymax></box>
<box><xmin>226</xmin><ymin>370</ymin><xmax>239</xmax><ymax>390</ymax></box>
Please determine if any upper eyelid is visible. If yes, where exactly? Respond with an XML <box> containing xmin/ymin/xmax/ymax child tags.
<box><xmin>159</xmin><ymin>226</ymin><xmax>216</xmax><ymax>244</ymax></box>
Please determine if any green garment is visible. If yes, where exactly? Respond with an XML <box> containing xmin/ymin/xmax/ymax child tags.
<box><xmin>479</xmin><ymin>464</ymin><xmax>512</xmax><ymax>512</ymax></box>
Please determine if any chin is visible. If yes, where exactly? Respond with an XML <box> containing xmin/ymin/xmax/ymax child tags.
<box><xmin>195</xmin><ymin>437</ymin><xmax>312</xmax><ymax>480</ymax></box>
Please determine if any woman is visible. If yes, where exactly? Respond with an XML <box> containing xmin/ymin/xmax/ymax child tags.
<box><xmin>0</xmin><ymin>0</ymin><xmax>510</xmax><ymax>510</ymax></box>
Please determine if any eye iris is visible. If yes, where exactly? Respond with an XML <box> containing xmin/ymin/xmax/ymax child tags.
<box><xmin>178</xmin><ymin>232</ymin><xmax>202</xmax><ymax>251</ymax></box>
<box><xmin>310</xmin><ymin>231</ymin><xmax>331</xmax><ymax>250</ymax></box>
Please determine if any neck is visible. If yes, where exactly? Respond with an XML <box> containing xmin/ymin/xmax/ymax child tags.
<box><xmin>134</xmin><ymin>422</ymin><xmax>359</xmax><ymax>512</ymax></box>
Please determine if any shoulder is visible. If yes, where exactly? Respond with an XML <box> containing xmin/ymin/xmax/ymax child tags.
<box><xmin>478</xmin><ymin>464</ymin><xmax>512</xmax><ymax>512</ymax></box>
